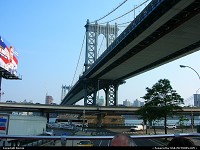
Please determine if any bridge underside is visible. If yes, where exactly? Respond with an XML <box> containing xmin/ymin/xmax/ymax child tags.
<box><xmin>61</xmin><ymin>0</ymin><xmax>200</xmax><ymax>105</ymax></box>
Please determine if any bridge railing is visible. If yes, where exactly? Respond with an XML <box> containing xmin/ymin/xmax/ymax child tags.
<box><xmin>1</xmin><ymin>133</ymin><xmax>200</xmax><ymax>146</ymax></box>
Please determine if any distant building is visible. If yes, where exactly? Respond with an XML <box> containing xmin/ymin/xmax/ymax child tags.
<box><xmin>123</xmin><ymin>99</ymin><xmax>131</xmax><ymax>106</ymax></box>
<box><xmin>133</xmin><ymin>99</ymin><xmax>140</xmax><ymax>107</ymax></box>
<box><xmin>132</xmin><ymin>99</ymin><xmax>145</xmax><ymax>107</ymax></box>
<box><xmin>140</xmin><ymin>101</ymin><xmax>145</xmax><ymax>106</ymax></box>
<box><xmin>98</xmin><ymin>96</ymin><xmax>104</xmax><ymax>106</ymax></box>
<box><xmin>194</xmin><ymin>94</ymin><xmax>200</xmax><ymax>107</ymax></box>
<box><xmin>21</xmin><ymin>99</ymin><xmax>33</xmax><ymax>104</ymax></box>
<box><xmin>45</xmin><ymin>94</ymin><xmax>53</xmax><ymax>104</ymax></box>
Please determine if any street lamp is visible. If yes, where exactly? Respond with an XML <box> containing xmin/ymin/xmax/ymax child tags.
<box><xmin>180</xmin><ymin>65</ymin><xmax>200</xmax><ymax>80</ymax></box>
<box><xmin>180</xmin><ymin>65</ymin><xmax>200</xmax><ymax>132</ymax></box>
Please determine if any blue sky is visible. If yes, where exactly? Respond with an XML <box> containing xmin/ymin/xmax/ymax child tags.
<box><xmin>0</xmin><ymin>0</ymin><xmax>199</xmax><ymax>106</ymax></box>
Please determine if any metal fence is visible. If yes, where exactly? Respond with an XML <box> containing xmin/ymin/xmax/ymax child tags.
<box><xmin>1</xmin><ymin>133</ymin><xmax>200</xmax><ymax>146</ymax></box>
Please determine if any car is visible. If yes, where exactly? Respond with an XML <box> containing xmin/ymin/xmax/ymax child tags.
<box><xmin>166</xmin><ymin>124</ymin><xmax>177</xmax><ymax>129</ymax></box>
<box><xmin>43</xmin><ymin>131</ymin><xmax>54</xmax><ymax>136</ymax></box>
<box><xmin>77</xmin><ymin>140</ymin><xmax>94</xmax><ymax>146</ymax></box>
<box><xmin>50</xmin><ymin>103</ymin><xmax>57</xmax><ymax>105</ymax></box>
<box><xmin>130</xmin><ymin>125</ymin><xmax>146</xmax><ymax>131</ymax></box>
<box><xmin>6</xmin><ymin>100</ymin><xmax>16</xmax><ymax>103</ymax></box>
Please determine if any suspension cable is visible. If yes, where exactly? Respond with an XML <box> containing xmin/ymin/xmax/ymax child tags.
<box><xmin>91</xmin><ymin>0</ymin><xmax>128</xmax><ymax>23</ymax></box>
<box><xmin>71</xmin><ymin>32</ymin><xmax>86</xmax><ymax>87</ymax></box>
<box><xmin>100</xmin><ymin>0</ymin><xmax>150</xmax><ymax>24</ymax></box>
<box><xmin>118</xmin><ymin>21</ymin><xmax>132</xmax><ymax>26</ymax></box>
<box><xmin>97</xmin><ymin>36</ymin><xmax>105</xmax><ymax>57</ymax></box>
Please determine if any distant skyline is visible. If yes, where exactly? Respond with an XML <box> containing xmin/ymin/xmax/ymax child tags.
<box><xmin>0</xmin><ymin>0</ymin><xmax>199</xmax><ymax>106</ymax></box>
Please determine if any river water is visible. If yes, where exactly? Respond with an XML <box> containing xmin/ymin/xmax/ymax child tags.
<box><xmin>125</xmin><ymin>119</ymin><xmax>200</xmax><ymax>126</ymax></box>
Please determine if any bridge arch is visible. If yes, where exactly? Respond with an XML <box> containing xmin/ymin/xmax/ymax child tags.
<box><xmin>84</xmin><ymin>19</ymin><xmax>118</xmax><ymax>71</ymax></box>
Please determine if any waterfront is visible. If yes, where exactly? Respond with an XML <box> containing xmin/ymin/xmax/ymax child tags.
<box><xmin>124</xmin><ymin>114</ymin><xmax>200</xmax><ymax>126</ymax></box>
<box><xmin>49</xmin><ymin>116</ymin><xmax>200</xmax><ymax>128</ymax></box>
<box><xmin>125</xmin><ymin>119</ymin><xmax>200</xmax><ymax>127</ymax></box>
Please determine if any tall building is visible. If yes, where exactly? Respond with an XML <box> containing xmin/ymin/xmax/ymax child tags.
<box><xmin>98</xmin><ymin>96</ymin><xmax>104</xmax><ymax>106</ymax></box>
<box><xmin>123</xmin><ymin>99</ymin><xmax>131</xmax><ymax>106</ymax></box>
<box><xmin>140</xmin><ymin>101</ymin><xmax>145</xmax><ymax>106</ymax></box>
<box><xmin>133</xmin><ymin>99</ymin><xmax>140</xmax><ymax>107</ymax></box>
<box><xmin>194</xmin><ymin>94</ymin><xmax>200</xmax><ymax>107</ymax></box>
<box><xmin>45</xmin><ymin>94</ymin><xmax>53</xmax><ymax>104</ymax></box>
<box><xmin>132</xmin><ymin>99</ymin><xmax>145</xmax><ymax>107</ymax></box>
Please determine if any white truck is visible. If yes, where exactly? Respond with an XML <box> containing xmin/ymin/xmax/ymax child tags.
<box><xmin>130</xmin><ymin>125</ymin><xmax>146</xmax><ymax>131</ymax></box>
<box><xmin>0</xmin><ymin>113</ymin><xmax>47</xmax><ymax>146</ymax></box>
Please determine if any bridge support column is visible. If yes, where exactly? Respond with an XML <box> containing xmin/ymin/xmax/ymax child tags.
<box><xmin>83</xmin><ymin>79</ymin><xmax>97</xmax><ymax>106</ymax></box>
<box><xmin>104</xmin><ymin>81</ymin><xmax>125</xmax><ymax>106</ymax></box>
<box><xmin>104</xmin><ymin>80</ymin><xmax>125</xmax><ymax>106</ymax></box>
<box><xmin>46</xmin><ymin>113</ymin><xmax>50</xmax><ymax>124</ymax></box>
<box><xmin>191</xmin><ymin>111</ymin><xmax>194</xmax><ymax>132</ymax></box>
<box><xmin>83</xmin><ymin>79</ymin><xmax>125</xmax><ymax>106</ymax></box>
<box><xmin>105</xmin><ymin>84</ymin><xmax>118</xmax><ymax>106</ymax></box>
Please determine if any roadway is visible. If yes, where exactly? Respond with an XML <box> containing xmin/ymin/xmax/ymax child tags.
<box><xmin>43</xmin><ymin>128</ymin><xmax>200</xmax><ymax>146</ymax></box>
<box><xmin>0</xmin><ymin>102</ymin><xmax>200</xmax><ymax>115</ymax></box>
<box><xmin>43</xmin><ymin>128</ymin><xmax>166</xmax><ymax>146</ymax></box>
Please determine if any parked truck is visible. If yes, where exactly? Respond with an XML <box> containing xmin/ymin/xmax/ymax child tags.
<box><xmin>0</xmin><ymin>113</ymin><xmax>47</xmax><ymax>146</ymax></box>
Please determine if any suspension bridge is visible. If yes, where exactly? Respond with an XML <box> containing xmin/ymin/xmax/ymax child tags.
<box><xmin>60</xmin><ymin>0</ymin><xmax>200</xmax><ymax>106</ymax></box>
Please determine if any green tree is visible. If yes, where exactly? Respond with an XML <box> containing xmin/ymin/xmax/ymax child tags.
<box><xmin>137</xmin><ymin>104</ymin><xmax>162</xmax><ymax>134</ymax></box>
<box><xmin>140</xmin><ymin>79</ymin><xmax>184</xmax><ymax>134</ymax></box>
<box><xmin>178</xmin><ymin>115</ymin><xmax>189</xmax><ymax>133</ymax></box>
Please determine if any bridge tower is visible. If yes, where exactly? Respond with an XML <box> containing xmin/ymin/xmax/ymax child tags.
<box><xmin>83</xmin><ymin>20</ymin><xmax>121</xmax><ymax>106</ymax></box>
<box><xmin>84</xmin><ymin>19</ymin><xmax>118</xmax><ymax>70</ymax></box>
<box><xmin>61</xmin><ymin>85</ymin><xmax>71</xmax><ymax>102</ymax></box>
